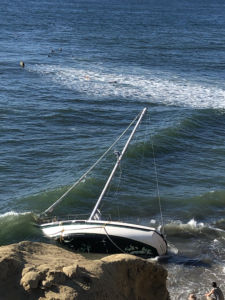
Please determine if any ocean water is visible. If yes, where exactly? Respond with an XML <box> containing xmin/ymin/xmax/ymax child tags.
<box><xmin>1</xmin><ymin>0</ymin><xmax>225</xmax><ymax>298</ymax></box>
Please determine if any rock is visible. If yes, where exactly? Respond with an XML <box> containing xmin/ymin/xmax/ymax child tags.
<box><xmin>0</xmin><ymin>241</ymin><xmax>169</xmax><ymax>300</ymax></box>
<box><xmin>62</xmin><ymin>265</ymin><xmax>78</xmax><ymax>278</ymax></box>
<box><xmin>21</xmin><ymin>270</ymin><xmax>41</xmax><ymax>290</ymax></box>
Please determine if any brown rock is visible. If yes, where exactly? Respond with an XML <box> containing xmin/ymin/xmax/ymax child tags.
<box><xmin>21</xmin><ymin>270</ymin><xmax>41</xmax><ymax>290</ymax></box>
<box><xmin>0</xmin><ymin>241</ymin><xmax>169</xmax><ymax>300</ymax></box>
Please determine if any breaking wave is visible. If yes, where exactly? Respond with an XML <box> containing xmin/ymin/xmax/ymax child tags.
<box><xmin>0</xmin><ymin>211</ymin><xmax>41</xmax><ymax>245</ymax></box>
<box><xmin>28</xmin><ymin>64</ymin><xmax>225</xmax><ymax>109</ymax></box>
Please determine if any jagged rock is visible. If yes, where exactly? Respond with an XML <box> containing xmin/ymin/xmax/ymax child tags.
<box><xmin>21</xmin><ymin>270</ymin><xmax>41</xmax><ymax>290</ymax></box>
<box><xmin>0</xmin><ymin>241</ymin><xmax>169</xmax><ymax>300</ymax></box>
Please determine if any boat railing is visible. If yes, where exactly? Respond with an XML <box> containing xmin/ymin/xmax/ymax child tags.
<box><xmin>37</xmin><ymin>213</ymin><xmax>112</xmax><ymax>224</ymax></box>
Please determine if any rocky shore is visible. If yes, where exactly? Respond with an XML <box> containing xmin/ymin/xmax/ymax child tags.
<box><xmin>0</xmin><ymin>241</ymin><xmax>169</xmax><ymax>300</ymax></box>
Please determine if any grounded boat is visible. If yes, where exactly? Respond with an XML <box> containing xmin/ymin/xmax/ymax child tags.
<box><xmin>39</xmin><ymin>108</ymin><xmax>167</xmax><ymax>258</ymax></box>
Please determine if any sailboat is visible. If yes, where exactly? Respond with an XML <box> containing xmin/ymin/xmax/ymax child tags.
<box><xmin>39</xmin><ymin>108</ymin><xmax>167</xmax><ymax>258</ymax></box>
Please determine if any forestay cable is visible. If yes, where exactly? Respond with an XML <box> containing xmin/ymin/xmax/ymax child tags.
<box><xmin>42</xmin><ymin>110</ymin><xmax>142</xmax><ymax>215</ymax></box>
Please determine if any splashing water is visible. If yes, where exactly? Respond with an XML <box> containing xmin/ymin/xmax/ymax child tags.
<box><xmin>28</xmin><ymin>64</ymin><xmax>225</xmax><ymax>109</ymax></box>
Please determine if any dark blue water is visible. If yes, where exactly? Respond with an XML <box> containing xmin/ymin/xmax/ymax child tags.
<box><xmin>1</xmin><ymin>0</ymin><xmax>225</xmax><ymax>298</ymax></box>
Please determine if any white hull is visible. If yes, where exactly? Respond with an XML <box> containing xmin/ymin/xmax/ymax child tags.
<box><xmin>40</xmin><ymin>219</ymin><xmax>167</xmax><ymax>257</ymax></box>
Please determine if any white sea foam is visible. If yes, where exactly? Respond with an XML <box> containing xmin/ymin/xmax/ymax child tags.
<box><xmin>150</xmin><ymin>219</ymin><xmax>156</xmax><ymax>224</ymax></box>
<box><xmin>187</xmin><ymin>218</ymin><xmax>197</xmax><ymax>227</ymax></box>
<box><xmin>29</xmin><ymin>64</ymin><xmax>225</xmax><ymax>109</ymax></box>
<box><xmin>187</xmin><ymin>218</ymin><xmax>204</xmax><ymax>228</ymax></box>
<box><xmin>209</xmin><ymin>226</ymin><xmax>225</xmax><ymax>233</ymax></box>
<box><xmin>0</xmin><ymin>211</ymin><xmax>30</xmax><ymax>218</ymax></box>
<box><xmin>166</xmin><ymin>219</ymin><xmax>206</xmax><ymax>233</ymax></box>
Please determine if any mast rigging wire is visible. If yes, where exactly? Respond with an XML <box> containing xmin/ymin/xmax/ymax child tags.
<box><xmin>42</xmin><ymin>110</ymin><xmax>143</xmax><ymax>216</ymax></box>
<box><xmin>147</xmin><ymin>114</ymin><xmax>165</xmax><ymax>236</ymax></box>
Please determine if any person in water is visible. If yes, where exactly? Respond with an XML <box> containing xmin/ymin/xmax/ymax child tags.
<box><xmin>188</xmin><ymin>294</ymin><xmax>197</xmax><ymax>300</ymax></box>
<box><xmin>205</xmin><ymin>282</ymin><xmax>224</xmax><ymax>300</ymax></box>
<box><xmin>20</xmin><ymin>61</ymin><xmax>25</xmax><ymax>68</ymax></box>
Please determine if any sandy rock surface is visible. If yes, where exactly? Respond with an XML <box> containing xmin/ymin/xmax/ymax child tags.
<box><xmin>0</xmin><ymin>241</ymin><xmax>169</xmax><ymax>300</ymax></box>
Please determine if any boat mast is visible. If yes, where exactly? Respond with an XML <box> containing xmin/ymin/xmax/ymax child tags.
<box><xmin>42</xmin><ymin>111</ymin><xmax>141</xmax><ymax>216</ymax></box>
<box><xmin>89</xmin><ymin>107</ymin><xmax>147</xmax><ymax>221</ymax></box>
